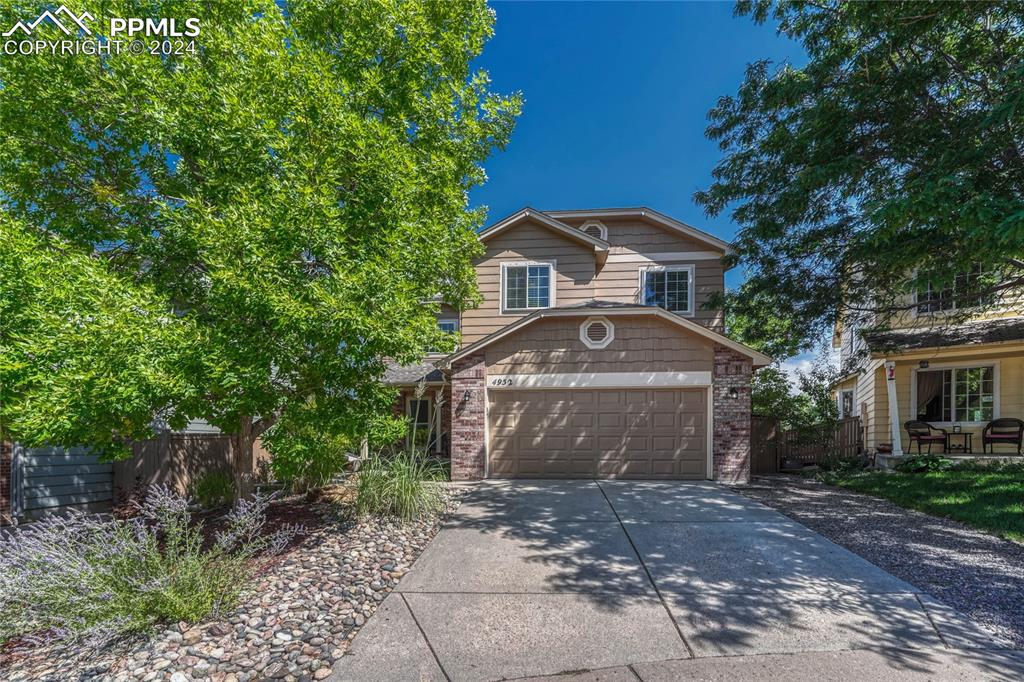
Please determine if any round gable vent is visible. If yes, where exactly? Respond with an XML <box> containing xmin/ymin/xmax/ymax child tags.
<box><xmin>580</xmin><ymin>221</ymin><xmax>607</xmax><ymax>240</ymax></box>
<box><xmin>579</xmin><ymin>316</ymin><xmax>614</xmax><ymax>349</ymax></box>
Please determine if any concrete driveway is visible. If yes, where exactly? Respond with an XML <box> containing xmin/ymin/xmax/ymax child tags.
<box><xmin>331</xmin><ymin>481</ymin><xmax>1023</xmax><ymax>681</ymax></box>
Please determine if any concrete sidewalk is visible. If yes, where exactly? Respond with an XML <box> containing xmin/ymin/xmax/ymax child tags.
<box><xmin>331</xmin><ymin>481</ymin><xmax>1022</xmax><ymax>681</ymax></box>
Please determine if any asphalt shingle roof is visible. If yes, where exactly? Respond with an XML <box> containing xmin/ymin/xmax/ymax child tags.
<box><xmin>561</xmin><ymin>299</ymin><xmax>644</xmax><ymax>309</ymax></box>
<box><xmin>382</xmin><ymin>360</ymin><xmax>444</xmax><ymax>385</ymax></box>
<box><xmin>864</xmin><ymin>316</ymin><xmax>1024</xmax><ymax>353</ymax></box>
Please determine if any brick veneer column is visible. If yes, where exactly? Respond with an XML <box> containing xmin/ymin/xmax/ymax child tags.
<box><xmin>713</xmin><ymin>344</ymin><xmax>752</xmax><ymax>484</ymax></box>
<box><xmin>450</xmin><ymin>353</ymin><xmax>486</xmax><ymax>480</ymax></box>
<box><xmin>1</xmin><ymin>441</ymin><xmax>12</xmax><ymax>525</ymax></box>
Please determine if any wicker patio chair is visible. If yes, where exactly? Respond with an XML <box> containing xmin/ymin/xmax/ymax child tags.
<box><xmin>904</xmin><ymin>420</ymin><xmax>947</xmax><ymax>454</ymax></box>
<box><xmin>982</xmin><ymin>418</ymin><xmax>1024</xmax><ymax>455</ymax></box>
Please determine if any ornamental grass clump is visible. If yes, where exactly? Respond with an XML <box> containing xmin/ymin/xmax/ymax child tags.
<box><xmin>356</xmin><ymin>451</ymin><xmax>447</xmax><ymax>520</ymax></box>
<box><xmin>0</xmin><ymin>485</ymin><xmax>300</xmax><ymax>648</ymax></box>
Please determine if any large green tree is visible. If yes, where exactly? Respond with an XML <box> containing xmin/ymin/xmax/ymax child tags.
<box><xmin>0</xmin><ymin>1</ymin><xmax>519</xmax><ymax>494</ymax></box>
<box><xmin>699</xmin><ymin>1</ymin><xmax>1024</xmax><ymax>356</ymax></box>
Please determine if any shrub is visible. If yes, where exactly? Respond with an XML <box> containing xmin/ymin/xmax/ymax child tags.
<box><xmin>191</xmin><ymin>471</ymin><xmax>235</xmax><ymax>508</ymax></box>
<box><xmin>356</xmin><ymin>451</ymin><xmax>447</xmax><ymax>520</ymax></box>
<box><xmin>262</xmin><ymin>410</ymin><xmax>354</xmax><ymax>493</ymax></box>
<box><xmin>0</xmin><ymin>486</ymin><xmax>300</xmax><ymax>648</ymax></box>
<box><xmin>896</xmin><ymin>454</ymin><xmax>954</xmax><ymax>473</ymax></box>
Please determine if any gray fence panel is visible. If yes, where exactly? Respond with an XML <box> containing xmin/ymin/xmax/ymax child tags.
<box><xmin>14</xmin><ymin>445</ymin><xmax>114</xmax><ymax>518</ymax></box>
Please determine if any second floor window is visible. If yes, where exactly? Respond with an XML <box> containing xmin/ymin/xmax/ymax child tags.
<box><xmin>642</xmin><ymin>265</ymin><xmax>693</xmax><ymax>314</ymax></box>
<box><xmin>438</xmin><ymin>319</ymin><xmax>459</xmax><ymax>333</ymax></box>
<box><xmin>503</xmin><ymin>262</ymin><xmax>552</xmax><ymax>311</ymax></box>
<box><xmin>916</xmin><ymin>266</ymin><xmax>983</xmax><ymax>314</ymax></box>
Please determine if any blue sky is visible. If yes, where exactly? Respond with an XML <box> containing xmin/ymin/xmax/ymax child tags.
<box><xmin>470</xmin><ymin>1</ymin><xmax>802</xmax><ymax>290</ymax></box>
<box><xmin>469</xmin><ymin>1</ymin><xmax>810</xmax><ymax>366</ymax></box>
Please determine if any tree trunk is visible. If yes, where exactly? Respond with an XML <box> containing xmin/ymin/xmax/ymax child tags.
<box><xmin>232</xmin><ymin>415</ymin><xmax>256</xmax><ymax>499</ymax></box>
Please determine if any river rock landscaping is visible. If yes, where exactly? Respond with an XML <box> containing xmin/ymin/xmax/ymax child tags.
<box><xmin>0</xmin><ymin>486</ymin><xmax>463</xmax><ymax>682</ymax></box>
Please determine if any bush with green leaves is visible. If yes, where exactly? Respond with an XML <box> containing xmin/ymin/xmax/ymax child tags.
<box><xmin>814</xmin><ymin>454</ymin><xmax>871</xmax><ymax>483</ymax></box>
<box><xmin>263</xmin><ymin>400</ymin><xmax>407</xmax><ymax>493</ymax></box>
<box><xmin>0</xmin><ymin>486</ymin><xmax>300</xmax><ymax>648</ymax></box>
<box><xmin>356</xmin><ymin>451</ymin><xmax>447</xmax><ymax>520</ymax></box>
<box><xmin>896</xmin><ymin>454</ymin><xmax>955</xmax><ymax>473</ymax></box>
<box><xmin>191</xmin><ymin>471</ymin><xmax>236</xmax><ymax>508</ymax></box>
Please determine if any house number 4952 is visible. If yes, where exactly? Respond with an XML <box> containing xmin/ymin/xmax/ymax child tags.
<box><xmin>490</xmin><ymin>378</ymin><xmax>513</xmax><ymax>387</ymax></box>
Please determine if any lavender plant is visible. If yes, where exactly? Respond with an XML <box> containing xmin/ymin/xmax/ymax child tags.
<box><xmin>0</xmin><ymin>485</ymin><xmax>300</xmax><ymax>648</ymax></box>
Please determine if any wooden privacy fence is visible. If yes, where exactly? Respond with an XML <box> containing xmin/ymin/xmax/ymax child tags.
<box><xmin>113</xmin><ymin>433</ymin><xmax>236</xmax><ymax>497</ymax></box>
<box><xmin>751</xmin><ymin>416</ymin><xmax>864</xmax><ymax>474</ymax></box>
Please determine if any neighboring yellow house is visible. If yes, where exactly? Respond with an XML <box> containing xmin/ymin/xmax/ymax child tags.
<box><xmin>833</xmin><ymin>274</ymin><xmax>1024</xmax><ymax>467</ymax></box>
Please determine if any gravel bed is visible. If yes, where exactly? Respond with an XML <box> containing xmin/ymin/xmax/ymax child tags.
<box><xmin>1</xmin><ymin>486</ymin><xmax>464</xmax><ymax>682</ymax></box>
<box><xmin>737</xmin><ymin>475</ymin><xmax>1024</xmax><ymax>648</ymax></box>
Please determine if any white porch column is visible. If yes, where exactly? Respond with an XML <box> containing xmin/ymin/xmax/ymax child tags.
<box><xmin>885</xmin><ymin>360</ymin><xmax>903</xmax><ymax>456</ymax></box>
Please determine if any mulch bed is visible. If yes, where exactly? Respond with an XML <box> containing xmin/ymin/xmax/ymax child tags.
<box><xmin>736</xmin><ymin>475</ymin><xmax>1024</xmax><ymax>648</ymax></box>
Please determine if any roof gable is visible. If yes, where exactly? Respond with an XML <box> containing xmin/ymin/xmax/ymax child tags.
<box><xmin>544</xmin><ymin>207</ymin><xmax>732</xmax><ymax>254</ymax></box>
<box><xmin>442</xmin><ymin>301</ymin><xmax>771</xmax><ymax>368</ymax></box>
<box><xmin>478</xmin><ymin>208</ymin><xmax>609</xmax><ymax>264</ymax></box>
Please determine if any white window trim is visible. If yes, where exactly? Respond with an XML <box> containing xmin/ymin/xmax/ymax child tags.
<box><xmin>405</xmin><ymin>395</ymin><xmax>436</xmax><ymax>451</ymax></box>
<box><xmin>438</xmin><ymin>318</ymin><xmax>460</xmax><ymax>332</ymax></box>
<box><xmin>579</xmin><ymin>316</ymin><xmax>615</xmax><ymax>350</ymax></box>
<box><xmin>909</xmin><ymin>359</ymin><xmax>1000</xmax><ymax>427</ymax></box>
<box><xmin>638</xmin><ymin>264</ymin><xmax>695</xmax><ymax>317</ymax></box>
<box><xmin>579</xmin><ymin>220</ymin><xmax>608</xmax><ymax>241</ymax></box>
<box><xmin>911</xmin><ymin>267</ymin><xmax>983</xmax><ymax>318</ymax></box>
<box><xmin>837</xmin><ymin>388</ymin><xmax>856</xmax><ymax>419</ymax></box>
<box><xmin>500</xmin><ymin>260</ymin><xmax>556</xmax><ymax>314</ymax></box>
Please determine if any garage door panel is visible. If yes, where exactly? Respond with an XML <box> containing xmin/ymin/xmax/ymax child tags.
<box><xmin>651</xmin><ymin>412</ymin><xmax>677</xmax><ymax>428</ymax></box>
<box><xmin>651</xmin><ymin>436</ymin><xmax>679</xmax><ymax>452</ymax></box>
<box><xmin>571</xmin><ymin>413</ymin><xmax>594</xmax><ymax>428</ymax></box>
<box><xmin>627</xmin><ymin>414</ymin><xmax>651</xmax><ymax>429</ymax></box>
<box><xmin>679</xmin><ymin>459</ymin><xmax>705</xmax><ymax>476</ymax></box>
<box><xmin>571</xmin><ymin>435</ymin><xmax>594</xmax><ymax>451</ymax></box>
<box><xmin>541</xmin><ymin>435</ymin><xmax>569</xmax><ymax>450</ymax></box>
<box><xmin>488</xmin><ymin>388</ymin><xmax>707</xmax><ymax>480</ymax></box>
<box><xmin>651</xmin><ymin>459</ymin><xmax>676</xmax><ymax>475</ymax></box>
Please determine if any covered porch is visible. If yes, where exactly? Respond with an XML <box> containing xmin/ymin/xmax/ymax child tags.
<box><xmin>862</xmin><ymin>318</ymin><xmax>1024</xmax><ymax>467</ymax></box>
<box><xmin>382</xmin><ymin>359</ymin><xmax>452</xmax><ymax>456</ymax></box>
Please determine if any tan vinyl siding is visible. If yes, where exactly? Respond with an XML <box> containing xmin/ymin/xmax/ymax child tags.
<box><xmin>564</xmin><ymin>216</ymin><xmax>725</xmax><ymax>331</ymax></box>
<box><xmin>595</xmin><ymin>258</ymin><xmax>724</xmax><ymax>331</ymax></box>
<box><xmin>559</xmin><ymin>216</ymin><xmax>714</xmax><ymax>249</ymax></box>
<box><xmin>461</xmin><ymin>220</ymin><xmax>596</xmax><ymax>345</ymax></box>
<box><xmin>857</xmin><ymin>360</ymin><xmax>886</xmax><ymax>450</ymax></box>
<box><xmin>485</xmin><ymin>315</ymin><xmax>713</xmax><ymax>374</ymax></box>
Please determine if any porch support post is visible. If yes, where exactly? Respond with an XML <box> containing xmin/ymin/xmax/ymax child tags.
<box><xmin>884</xmin><ymin>360</ymin><xmax>903</xmax><ymax>456</ymax></box>
<box><xmin>434</xmin><ymin>388</ymin><xmax>443</xmax><ymax>453</ymax></box>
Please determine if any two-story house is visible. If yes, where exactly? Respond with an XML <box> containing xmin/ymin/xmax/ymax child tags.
<box><xmin>384</xmin><ymin>207</ymin><xmax>770</xmax><ymax>483</ymax></box>
<box><xmin>833</xmin><ymin>269</ymin><xmax>1024</xmax><ymax>464</ymax></box>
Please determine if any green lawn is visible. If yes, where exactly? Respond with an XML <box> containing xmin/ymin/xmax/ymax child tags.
<box><xmin>827</xmin><ymin>465</ymin><xmax>1024</xmax><ymax>542</ymax></box>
